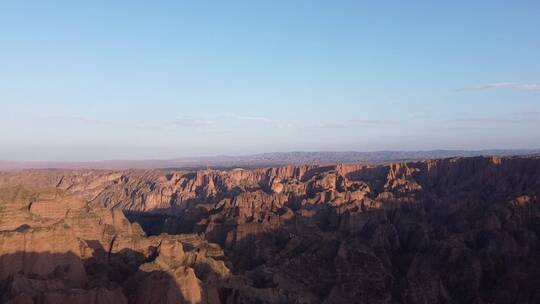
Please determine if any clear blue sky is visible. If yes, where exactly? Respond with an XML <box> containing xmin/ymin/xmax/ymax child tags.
<box><xmin>1</xmin><ymin>1</ymin><xmax>539</xmax><ymax>161</ymax></box>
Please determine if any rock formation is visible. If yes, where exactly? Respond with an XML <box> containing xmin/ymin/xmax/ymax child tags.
<box><xmin>1</xmin><ymin>155</ymin><xmax>540</xmax><ymax>303</ymax></box>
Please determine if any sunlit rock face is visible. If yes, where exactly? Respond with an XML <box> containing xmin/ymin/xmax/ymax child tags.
<box><xmin>0</xmin><ymin>184</ymin><xmax>230</xmax><ymax>304</ymax></box>
<box><xmin>1</xmin><ymin>155</ymin><xmax>540</xmax><ymax>303</ymax></box>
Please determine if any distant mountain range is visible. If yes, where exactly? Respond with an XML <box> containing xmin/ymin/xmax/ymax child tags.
<box><xmin>1</xmin><ymin>149</ymin><xmax>539</xmax><ymax>170</ymax></box>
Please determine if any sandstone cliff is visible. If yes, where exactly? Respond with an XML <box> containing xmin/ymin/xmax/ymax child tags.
<box><xmin>1</xmin><ymin>156</ymin><xmax>540</xmax><ymax>303</ymax></box>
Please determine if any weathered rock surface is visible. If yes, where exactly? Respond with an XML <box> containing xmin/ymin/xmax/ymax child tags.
<box><xmin>1</xmin><ymin>156</ymin><xmax>540</xmax><ymax>303</ymax></box>
<box><xmin>0</xmin><ymin>185</ymin><xmax>231</xmax><ymax>303</ymax></box>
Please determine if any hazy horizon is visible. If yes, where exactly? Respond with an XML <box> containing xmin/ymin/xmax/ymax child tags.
<box><xmin>1</xmin><ymin>1</ymin><xmax>539</xmax><ymax>161</ymax></box>
<box><xmin>2</xmin><ymin>148</ymin><xmax>540</xmax><ymax>164</ymax></box>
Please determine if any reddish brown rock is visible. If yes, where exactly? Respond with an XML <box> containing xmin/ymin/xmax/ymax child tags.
<box><xmin>1</xmin><ymin>155</ymin><xmax>540</xmax><ymax>303</ymax></box>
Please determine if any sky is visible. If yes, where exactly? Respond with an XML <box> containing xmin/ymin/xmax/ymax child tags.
<box><xmin>1</xmin><ymin>1</ymin><xmax>539</xmax><ymax>161</ymax></box>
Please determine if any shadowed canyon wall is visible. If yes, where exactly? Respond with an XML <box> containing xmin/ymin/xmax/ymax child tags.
<box><xmin>1</xmin><ymin>156</ymin><xmax>540</xmax><ymax>303</ymax></box>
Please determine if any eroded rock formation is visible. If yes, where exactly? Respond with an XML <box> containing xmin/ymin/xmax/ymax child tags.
<box><xmin>1</xmin><ymin>156</ymin><xmax>540</xmax><ymax>303</ymax></box>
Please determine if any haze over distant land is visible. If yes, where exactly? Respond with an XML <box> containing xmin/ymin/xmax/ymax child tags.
<box><xmin>1</xmin><ymin>149</ymin><xmax>539</xmax><ymax>170</ymax></box>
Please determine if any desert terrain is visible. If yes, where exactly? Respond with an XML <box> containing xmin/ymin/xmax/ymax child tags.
<box><xmin>1</xmin><ymin>155</ymin><xmax>539</xmax><ymax>303</ymax></box>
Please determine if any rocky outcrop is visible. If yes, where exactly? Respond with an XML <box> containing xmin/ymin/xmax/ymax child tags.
<box><xmin>0</xmin><ymin>185</ymin><xmax>232</xmax><ymax>304</ymax></box>
<box><xmin>1</xmin><ymin>155</ymin><xmax>540</xmax><ymax>303</ymax></box>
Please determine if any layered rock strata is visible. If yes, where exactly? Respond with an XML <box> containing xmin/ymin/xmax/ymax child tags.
<box><xmin>0</xmin><ymin>156</ymin><xmax>539</xmax><ymax>303</ymax></box>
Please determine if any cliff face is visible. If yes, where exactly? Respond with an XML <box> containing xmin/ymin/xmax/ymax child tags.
<box><xmin>1</xmin><ymin>156</ymin><xmax>540</xmax><ymax>303</ymax></box>
<box><xmin>0</xmin><ymin>185</ymin><xmax>229</xmax><ymax>304</ymax></box>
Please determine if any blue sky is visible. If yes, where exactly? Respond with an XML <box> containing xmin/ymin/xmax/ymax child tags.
<box><xmin>1</xmin><ymin>1</ymin><xmax>539</xmax><ymax>161</ymax></box>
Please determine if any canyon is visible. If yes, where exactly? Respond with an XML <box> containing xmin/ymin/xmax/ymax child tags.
<box><xmin>0</xmin><ymin>155</ymin><xmax>539</xmax><ymax>303</ymax></box>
